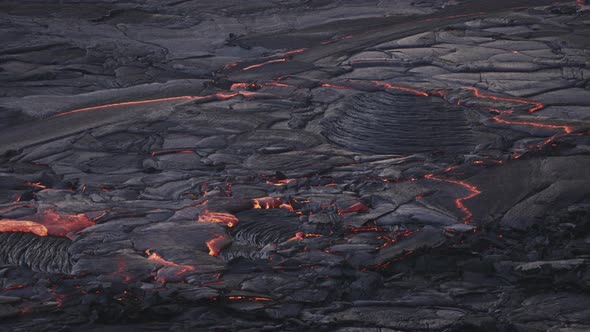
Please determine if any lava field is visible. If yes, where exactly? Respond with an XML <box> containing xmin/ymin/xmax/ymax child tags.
<box><xmin>0</xmin><ymin>1</ymin><xmax>589</xmax><ymax>331</ymax></box>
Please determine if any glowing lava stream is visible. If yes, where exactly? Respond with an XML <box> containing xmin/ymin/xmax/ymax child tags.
<box><xmin>0</xmin><ymin>210</ymin><xmax>95</xmax><ymax>239</ymax></box>
<box><xmin>252</xmin><ymin>197</ymin><xmax>297</xmax><ymax>213</ymax></box>
<box><xmin>491</xmin><ymin>117</ymin><xmax>574</xmax><ymax>134</ymax></box>
<box><xmin>206</xmin><ymin>234</ymin><xmax>228</xmax><ymax>256</ymax></box>
<box><xmin>227</xmin><ymin>296</ymin><xmax>272</xmax><ymax>301</ymax></box>
<box><xmin>424</xmin><ymin>172</ymin><xmax>481</xmax><ymax>222</ymax></box>
<box><xmin>198</xmin><ymin>210</ymin><xmax>239</xmax><ymax>228</ymax></box>
<box><xmin>242</xmin><ymin>58</ymin><xmax>289</xmax><ymax>71</ymax></box>
<box><xmin>53</xmin><ymin>91</ymin><xmax>257</xmax><ymax>117</ymax></box>
<box><xmin>370</xmin><ymin>80</ymin><xmax>429</xmax><ymax>97</ymax></box>
<box><xmin>463</xmin><ymin>87</ymin><xmax>544</xmax><ymax>113</ymax></box>
<box><xmin>145</xmin><ymin>249</ymin><xmax>195</xmax><ymax>276</ymax></box>
<box><xmin>320</xmin><ymin>34</ymin><xmax>353</xmax><ymax>45</ymax></box>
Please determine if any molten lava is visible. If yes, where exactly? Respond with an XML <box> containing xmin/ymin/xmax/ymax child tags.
<box><xmin>0</xmin><ymin>220</ymin><xmax>48</xmax><ymax>237</ymax></box>
<box><xmin>242</xmin><ymin>58</ymin><xmax>289</xmax><ymax>71</ymax></box>
<box><xmin>320</xmin><ymin>35</ymin><xmax>353</xmax><ymax>45</ymax></box>
<box><xmin>287</xmin><ymin>232</ymin><xmax>323</xmax><ymax>241</ymax></box>
<box><xmin>347</xmin><ymin>226</ymin><xmax>388</xmax><ymax>233</ymax></box>
<box><xmin>25</xmin><ymin>182</ymin><xmax>47</xmax><ymax>189</ymax></box>
<box><xmin>198</xmin><ymin>210</ymin><xmax>239</xmax><ymax>228</ymax></box>
<box><xmin>424</xmin><ymin>173</ymin><xmax>481</xmax><ymax>222</ymax></box>
<box><xmin>252</xmin><ymin>197</ymin><xmax>296</xmax><ymax>212</ymax></box>
<box><xmin>284</xmin><ymin>48</ymin><xmax>307</xmax><ymax>55</ymax></box>
<box><xmin>321</xmin><ymin>83</ymin><xmax>356</xmax><ymax>90</ymax></box>
<box><xmin>145</xmin><ymin>249</ymin><xmax>196</xmax><ymax>276</ymax></box>
<box><xmin>206</xmin><ymin>234</ymin><xmax>228</xmax><ymax>256</ymax></box>
<box><xmin>421</xmin><ymin>12</ymin><xmax>485</xmax><ymax>23</ymax></box>
<box><xmin>491</xmin><ymin>116</ymin><xmax>574</xmax><ymax>134</ymax></box>
<box><xmin>0</xmin><ymin>210</ymin><xmax>95</xmax><ymax>239</ymax></box>
<box><xmin>338</xmin><ymin>202</ymin><xmax>369</xmax><ymax>215</ymax></box>
<box><xmin>370</xmin><ymin>80</ymin><xmax>429</xmax><ymax>97</ymax></box>
<box><xmin>265</xmin><ymin>179</ymin><xmax>296</xmax><ymax>186</ymax></box>
<box><xmin>54</xmin><ymin>96</ymin><xmax>196</xmax><ymax>117</ymax></box>
<box><xmin>230</xmin><ymin>82</ymin><xmax>260</xmax><ymax>91</ymax></box>
<box><xmin>262</xmin><ymin>82</ymin><xmax>293</xmax><ymax>88</ymax></box>
<box><xmin>464</xmin><ymin>87</ymin><xmax>544</xmax><ymax>113</ymax></box>
<box><xmin>54</xmin><ymin>92</ymin><xmax>258</xmax><ymax>117</ymax></box>
<box><xmin>228</xmin><ymin>296</ymin><xmax>272</xmax><ymax>301</ymax></box>
<box><xmin>151</xmin><ymin>149</ymin><xmax>195</xmax><ymax>157</ymax></box>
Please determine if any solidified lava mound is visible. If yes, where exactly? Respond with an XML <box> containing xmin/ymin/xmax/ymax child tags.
<box><xmin>322</xmin><ymin>91</ymin><xmax>474</xmax><ymax>154</ymax></box>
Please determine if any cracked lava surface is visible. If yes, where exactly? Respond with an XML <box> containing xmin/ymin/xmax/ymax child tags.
<box><xmin>0</xmin><ymin>0</ymin><xmax>590</xmax><ymax>331</ymax></box>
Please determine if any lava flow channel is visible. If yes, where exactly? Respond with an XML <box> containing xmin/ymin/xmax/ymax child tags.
<box><xmin>0</xmin><ymin>210</ymin><xmax>95</xmax><ymax>239</ymax></box>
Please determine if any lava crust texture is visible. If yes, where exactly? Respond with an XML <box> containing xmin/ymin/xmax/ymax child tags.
<box><xmin>0</xmin><ymin>0</ymin><xmax>589</xmax><ymax>331</ymax></box>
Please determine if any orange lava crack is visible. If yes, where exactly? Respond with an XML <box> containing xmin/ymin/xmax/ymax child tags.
<box><xmin>424</xmin><ymin>173</ymin><xmax>481</xmax><ymax>222</ymax></box>
<box><xmin>145</xmin><ymin>249</ymin><xmax>196</xmax><ymax>276</ymax></box>
<box><xmin>242</xmin><ymin>58</ymin><xmax>289</xmax><ymax>71</ymax></box>
<box><xmin>464</xmin><ymin>87</ymin><xmax>544</xmax><ymax>113</ymax></box>
<box><xmin>54</xmin><ymin>92</ymin><xmax>257</xmax><ymax>117</ymax></box>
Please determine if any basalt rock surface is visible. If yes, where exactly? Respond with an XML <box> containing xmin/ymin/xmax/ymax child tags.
<box><xmin>0</xmin><ymin>0</ymin><xmax>589</xmax><ymax>331</ymax></box>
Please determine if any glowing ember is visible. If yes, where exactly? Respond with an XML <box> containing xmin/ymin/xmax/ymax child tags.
<box><xmin>242</xmin><ymin>58</ymin><xmax>289</xmax><ymax>71</ymax></box>
<box><xmin>0</xmin><ymin>210</ymin><xmax>95</xmax><ymax>239</ymax></box>
<box><xmin>198</xmin><ymin>210</ymin><xmax>239</xmax><ymax>228</ymax></box>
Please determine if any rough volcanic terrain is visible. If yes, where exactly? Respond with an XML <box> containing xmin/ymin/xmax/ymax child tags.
<box><xmin>0</xmin><ymin>0</ymin><xmax>590</xmax><ymax>331</ymax></box>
